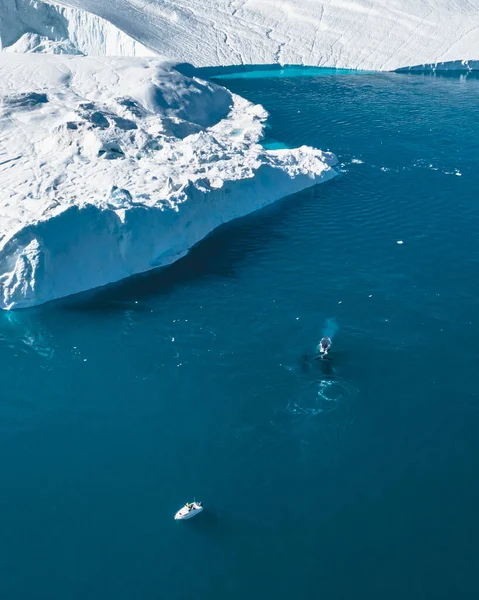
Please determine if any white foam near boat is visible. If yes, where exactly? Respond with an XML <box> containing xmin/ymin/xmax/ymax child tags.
<box><xmin>174</xmin><ymin>501</ymin><xmax>203</xmax><ymax>520</ymax></box>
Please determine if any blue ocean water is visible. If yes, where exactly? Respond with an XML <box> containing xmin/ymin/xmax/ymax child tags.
<box><xmin>1</xmin><ymin>70</ymin><xmax>479</xmax><ymax>599</ymax></box>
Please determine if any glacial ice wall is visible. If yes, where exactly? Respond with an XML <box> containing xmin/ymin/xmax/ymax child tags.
<box><xmin>53</xmin><ymin>0</ymin><xmax>479</xmax><ymax>70</ymax></box>
<box><xmin>0</xmin><ymin>54</ymin><xmax>337</xmax><ymax>309</ymax></box>
<box><xmin>0</xmin><ymin>0</ymin><xmax>154</xmax><ymax>55</ymax></box>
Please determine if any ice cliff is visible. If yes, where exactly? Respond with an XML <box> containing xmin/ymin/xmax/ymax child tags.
<box><xmin>53</xmin><ymin>0</ymin><xmax>479</xmax><ymax>71</ymax></box>
<box><xmin>0</xmin><ymin>0</ymin><xmax>337</xmax><ymax>309</ymax></box>
<box><xmin>0</xmin><ymin>0</ymin><xmax>153</xmax><ymax>55</ymax></box>
<box><xmin>0</xmin><ymin>54</ymin><xmax>336</xmax><ymax>309</ymax></box>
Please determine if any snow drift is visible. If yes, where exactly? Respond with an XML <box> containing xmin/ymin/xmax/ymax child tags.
<box><xmin>54</xmin><ymin>0</ymin><xmax>479</xmax><ymax>71</ymax></box>
<box><xmin>0</xmin><ymin>54</ymin><xmax>337</xmax><ymax>309</ymax></box>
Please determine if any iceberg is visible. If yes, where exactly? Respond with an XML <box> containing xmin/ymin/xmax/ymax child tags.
<box><xmin>5</xmin><ymin>0</ymin><xmax>476</xmax><ymax>309</ymax></box>
<box><xmin>0</xmin><ymin>54</ymin><xmax>337</xmax><ymax>309</ymax></box>
<box><xmin>53</xmin><ymin>0</ymin><xmax>479</xmax><ymax>71</ymax></box>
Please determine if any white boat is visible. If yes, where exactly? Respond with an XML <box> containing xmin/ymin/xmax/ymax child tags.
<box><xmin>174</xmin><ymin>501</ymin><xmax>203</xmax><ymax>520</ymax></box>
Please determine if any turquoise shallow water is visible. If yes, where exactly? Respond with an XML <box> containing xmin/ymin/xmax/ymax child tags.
<box><xmin>210</xmin><ymin>66</ymin><xmax>363</xmax><ymax>79</ymax></box>
<box><xmin>1</xmin><ymin>69</ymin><xmax>479</xmax><ymax>599</ymax></box>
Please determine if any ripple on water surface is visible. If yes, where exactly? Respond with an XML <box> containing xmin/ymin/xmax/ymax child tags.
<box><xmin>1</xmin><ymin>68</ymin><xmax>479</xmax><ymax>600</ymax></box>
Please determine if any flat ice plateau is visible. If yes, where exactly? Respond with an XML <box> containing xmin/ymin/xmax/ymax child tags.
<box><xmin>57</xmin><ymin>0</ymin><xmax>479</xmax><ymax>71</ymax></box>
<box><xmin>0</xmin><ymin>54</ymin><xmax>336</xmax><ymax>309</ymax></box>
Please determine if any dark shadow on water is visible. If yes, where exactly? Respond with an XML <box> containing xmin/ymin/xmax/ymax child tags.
<box><xmin>191</xmin><ymin>509</ymin><xmax>220</xmax><ymax>530</ymax></box>
<box><xmin>177</xmin><ymin>508</ymin><xmax>235</xmax><ymax>542</ymax></box>
<box><xmin>395</xmin><ymin>60</ymin><xmax>479</xmax><ymax>79</ymax></box>
<box><xmin>179</xmin><ymin>507</ymin><xmax>252</xmax><ymax>547</ymax></box>
<box><xmin>54</xmin><ymin>183</ymin><xmax>334</xmax><ymax>314</ymax></box>
<box><xmin>176</xmin><ymin>62</ymin><xmax>289</xmax><ymax>78</ymax></box>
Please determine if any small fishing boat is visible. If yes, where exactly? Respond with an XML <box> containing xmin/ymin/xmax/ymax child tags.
<box><xmin>174</xmin><ymin>501</ymin><xmax>203</xmax><ymax>520</ymax></box>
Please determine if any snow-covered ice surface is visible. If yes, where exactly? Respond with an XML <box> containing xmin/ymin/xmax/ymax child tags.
<box><xmin>3</xmin><ymin>0</ymin><xmax>476</xmax><ymax>309</ymax></box>
<box><xmin>0</xmin><ymin>0</ymin><xmax>153</xmax><ymax>55</ymax></box>
<box><xmin>55</xmin><ymin>0</ymin><xmax>479</xmax><ymax>71</ymax></box>
<box><xmin>0</xmin><ymin>54</ymin><xmax>337</xmax><ymax>309</ymax></box>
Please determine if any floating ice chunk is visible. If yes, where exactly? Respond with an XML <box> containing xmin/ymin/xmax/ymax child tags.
<box><xmin>0</xmin><ymin>54</ymin><xmax>337</xmax><ymax>309</ymax></box>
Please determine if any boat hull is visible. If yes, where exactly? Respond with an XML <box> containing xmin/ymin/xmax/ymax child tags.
<box><xmin>174</xmin><ymin>503</ymin><xmax>203</xmax><ymax>520</ymax></box>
